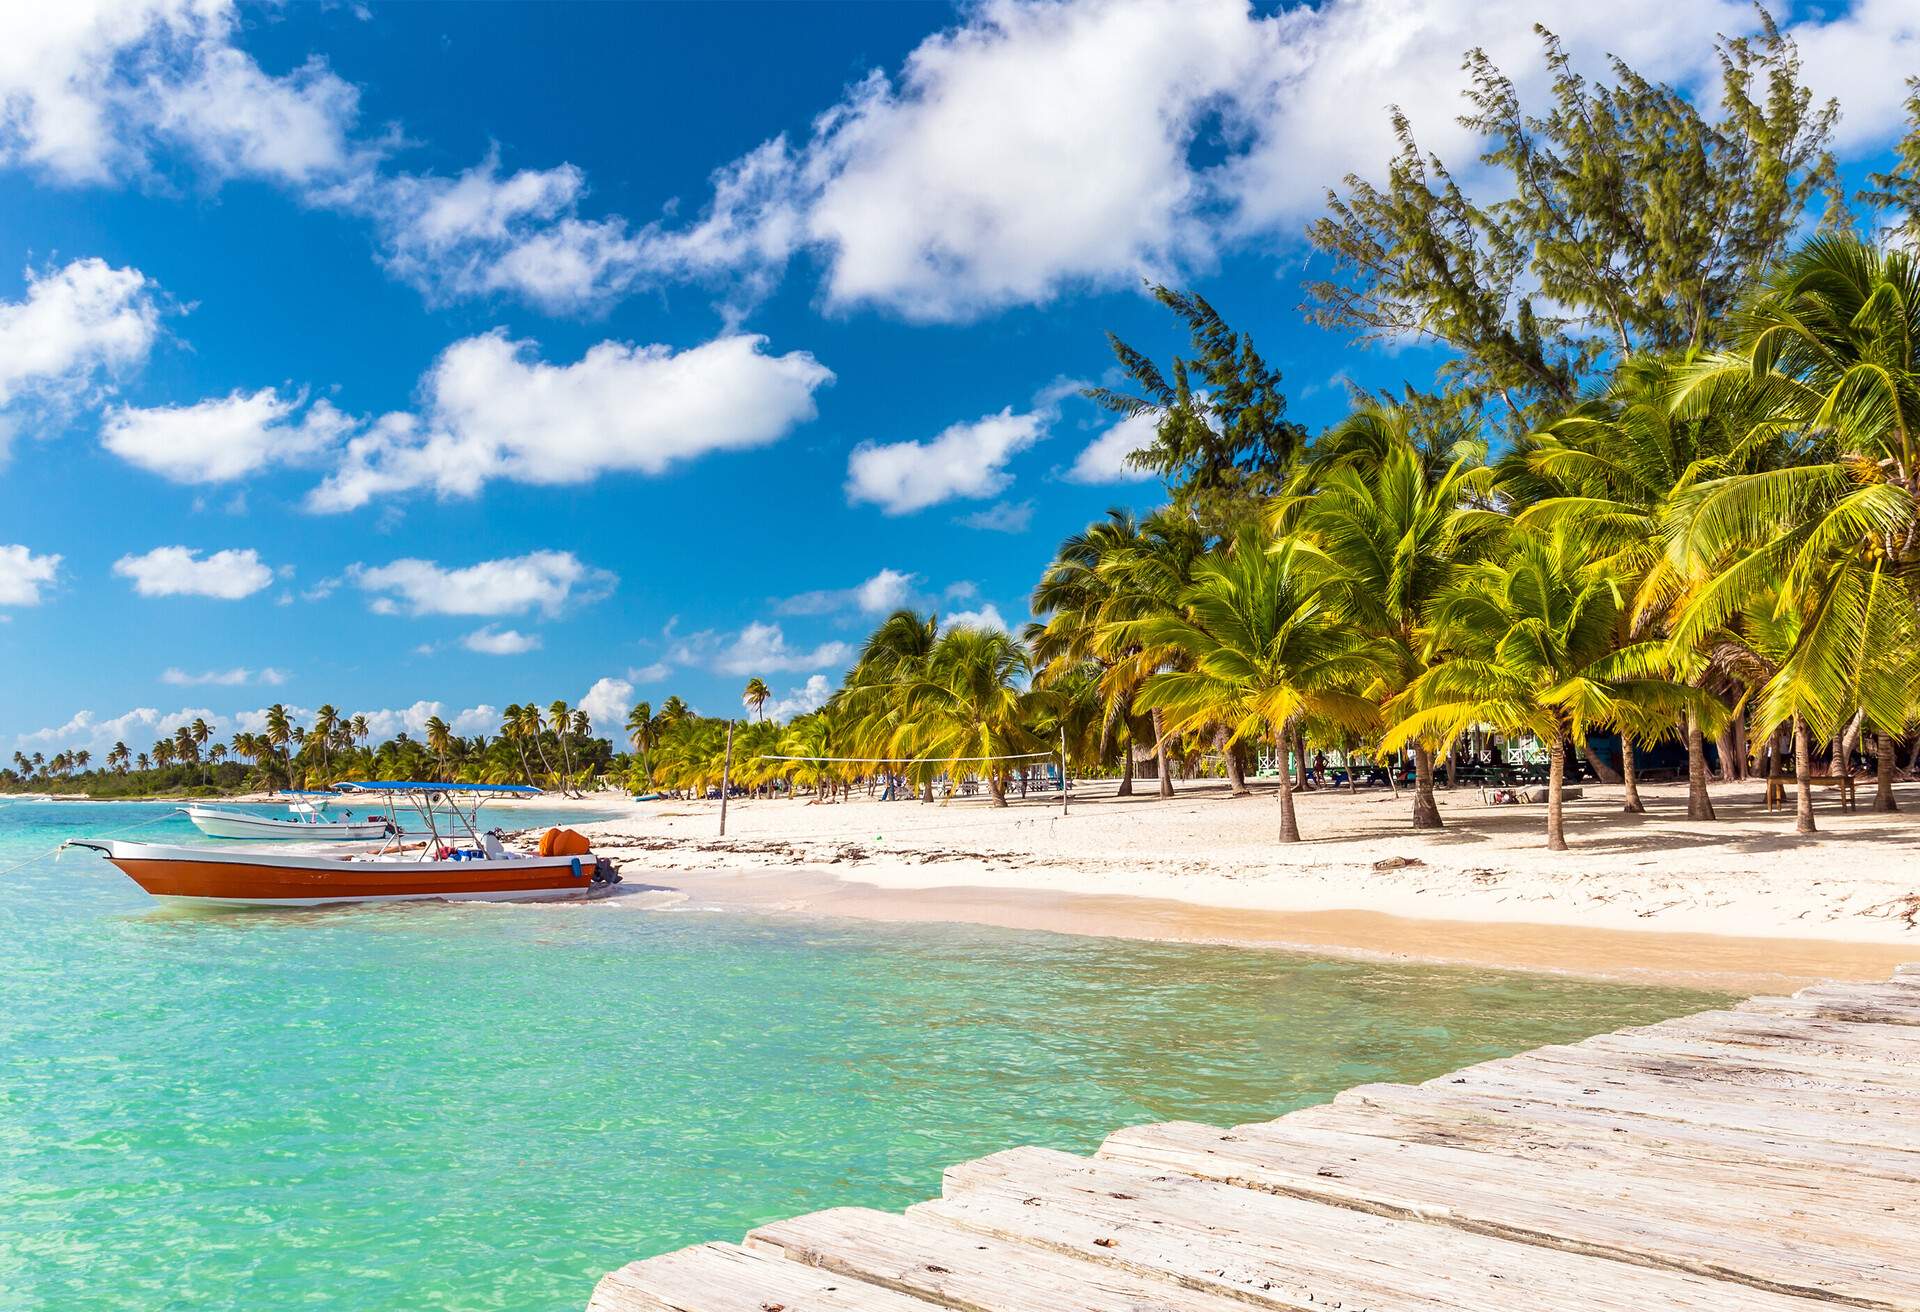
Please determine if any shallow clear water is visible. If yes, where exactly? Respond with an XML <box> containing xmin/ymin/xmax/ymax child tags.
<box><xmin>0</xmin><ymin>800</ymin><xmax>1731</xmax><ymax>1311</ymax></box>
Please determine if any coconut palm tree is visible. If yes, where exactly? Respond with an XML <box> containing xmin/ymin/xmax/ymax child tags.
<box><xmin>902</xmin><ymin>626</ymin><xmax>1038</xmax><ymax>807</ymax></box>
<box><xmin>424</xmin><ymin>715</ymin><xmax>453</xmax><ymax>781</ymax></box>
<box><xmin>743</xmin><ymin>677</ymin><xmax>771</xmax><ymax>722</ymax></box>
<box><xmin>1386</xmin><ymin>528</ymin><xmax>1671</xmax><ymax>851</ymax></box>
<box><xmin>625</xmin><ymin>700</ymin><xmax>655</xmax><ymax>788</ymax></box>
<box><xmin>1280</xmin><ymin>416</ymin><xmax>1501</xmax><ymax>827</ymax></box>
<box><xmin>1130</xmin><ymin>533</ymin><xmax>1380</xmax><ymax>842</ymax></box>
<box><xmin>1664</xmin><ymin>236</ymin><xmax>1920</xmax><ymax>828</ymax></box>
<box><xmin>263</xmin><ymin>704</ymin><xmax>293</xmax><ymax>787</ymax></box>
<box><xmin>311</xmin><ymin>706</ymin><xmax>340</xmax><ymax>778</ymax></box>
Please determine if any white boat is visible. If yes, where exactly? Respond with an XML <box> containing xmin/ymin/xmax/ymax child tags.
<box><xmin>183</xmin><ymin>792</ymin><xmax>395</xmax><ymax>841</ymax></box>
<box><xmin>69</xmin><ymin>782</ymin><xmax>618</xmax><ymax>907</ymax></box>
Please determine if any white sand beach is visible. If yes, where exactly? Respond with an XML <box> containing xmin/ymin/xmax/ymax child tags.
<box><xmin>540</xmin><ymin>776</ymin><xmax>1920</xmax><ymax>991</ymax></box>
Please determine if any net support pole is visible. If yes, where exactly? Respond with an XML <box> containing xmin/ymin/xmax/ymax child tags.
<box><xmin>1060</xmin><ymin>725</ymin><xmax>1069</xmax><ymax>816</ymax></box>
<box><xmin>719</xmin><ymin>719</ymin><xmax>736</xmax><ymax>837</ymax></box>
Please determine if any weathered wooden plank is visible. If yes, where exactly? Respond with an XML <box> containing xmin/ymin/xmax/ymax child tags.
<box><xmin>1417</xmin><ymin>1052</ymin><xmax>1920</xmax><ymax>1149</ymax></box>
<box><xmin>1097</xmin><ymin>1120</ymin><xmax>1920</xmax><ymax>1309</ymax></box>
<box><xmin>1580</xmin><ymin>1028</ymin><xmax>1920</xmax><ymax>1086</ymax></box>
<box><xmin>746</xmin><ymin>1205</ymin><xmax>1257</xmax><ymax>1312</ymax></box>
<box><xmin>926</xmin><ymin>1145</ymin><xmax>1845</xmax><ymax>1311</ymax></box>
<box><xmin>1317</xmin><ymin>1081</ymin><xmax>1920</xmax><ymax>1184</ymax></box>
<box><xmin>590</xmin><ymin>1242</ymin><xmax>948</xmax><ymax>1312</ymax></box>
<box><xmin>1478</xmin><ymin>1041</ymin><xmax>1920</xmax><ymax>1109</ymax></box>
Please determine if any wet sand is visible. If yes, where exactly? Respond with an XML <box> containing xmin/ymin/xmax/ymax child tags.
<box><xmin>649</xmin><ymin>866</ymin><xmax>1914</xmax><ymax>994</ymax></box>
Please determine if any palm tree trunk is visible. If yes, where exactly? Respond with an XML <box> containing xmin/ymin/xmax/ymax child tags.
<box><xmin>1714</xmin><ymin>723</ymin><xmax>1737</xmax><ymax>783</ymax></box>
<box><xmin>1874</xmin><ymin>731</ymin><xmax>1899</xmax><ymax>812</ymax></box>
<box><xmin>1224</xmin><ymin>731</ymin><xmax>1249</xmax><ymax>797</ymax></box>
<box><xmin>988</xmin><ymin>767</ymin><xmax>1007</xmax><ymax>807</ymax></box>
<box><xmin>1580</xmin><ymin>743</ymin><xmax>1621</xmax><ymax>784</ymax></box>
<box><xmin>1444</xmin><ymin>743</ymin><xmax>1457</xmax><ymax>790</ymax></box>
<box><xmin>1410</xmin><ymin>743</ymin><xmax>1442</xmax><ymax>829</ymax></box>
<box><xmin>1151</xmin><ymin>707</ymin><xmax>1173</xmax><ymax>799</ymax></box>
<box><xmin>1685</xmin><ymin>708</ymin><xmax>1716</xmax><ymax>821</ymax></box>
<box><xmin>1276</xmin><ymin>719</ymin><xmax>1300</xmax><ymax>842</ymax></box>
<box><xmin>1620</xmin><ymin>736</ymin><xmax>1644</xmax><ymax>814</ymax></box>
<box><xmin>1118</xmin><ymin>744</ymin><xmax>1134</xmax><ymax>797</ymax></box>
<box><xmin>1546</xmin><ymin>728</ymin><xmax>1568</xmax><ymax>852</ymax></box>
<box><xmin>1794</xmin><ymin>713</ymin><xmax>1816</xmax><ymax>835</ymax></box>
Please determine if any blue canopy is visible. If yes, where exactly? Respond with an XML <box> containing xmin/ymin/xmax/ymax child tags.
<box><xmin>334</xmin><ymin>781</ymin><xmax>541</xmax><ymax>795</ymax></box>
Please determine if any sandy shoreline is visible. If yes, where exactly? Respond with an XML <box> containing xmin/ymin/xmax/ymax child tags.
<box><xmin>543</xmin><ymin>775</ymin><xmax>1919</xmax><ymax>991</ymax></box>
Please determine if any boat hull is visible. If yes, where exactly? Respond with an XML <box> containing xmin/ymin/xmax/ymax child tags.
<box><xmin>96</xmin><ymin>841</ymin><xmax>605</xmax><ymax>907</ymax></box>
<box><xmin>184</xmin><ymin>806</ymin><xmax>391</xmax><ymax>841</ymax></box>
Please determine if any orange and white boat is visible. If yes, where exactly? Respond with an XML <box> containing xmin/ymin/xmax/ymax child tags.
<box><xmin>65</xmin><ymin>782</ymin><xmax>620</xmax><ymax>908</ymax></box>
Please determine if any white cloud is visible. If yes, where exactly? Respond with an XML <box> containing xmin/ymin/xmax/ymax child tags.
<box><xmin>630</xmin><ymin>661</ymin><xmax>671</xmax><ymax>683</ymax></box>
<box><xmin>309</xmin><ymin>330</ymin><xmax>832</xmax><ymax>510</ymax></box>
<box><xmin>17</xmin><ymin>704</ymin><xmax>221</xmax><ymax>752</ymax></box>
<box><xmin>957</xmin><ymin>499</ymin><xmax>1034</xmax><ymax>533</ymax></box>
<box><xmin>462</xmin><ymin>625</ymin><xmax>541</xmax><ymax>655</ymax></box>
<box><xmin>776</xmin><ymin>566</ymin><xmax>920</xmax><ymax>617</ymax></box>
<box><xmin>578</xmin><ymin>676</ymin><xmax>634</xmax><ymax>733</ymax></box>
<box><xmin>0</xmin><ymin>545</ymin><xmax>61</xmax><ymax>605</ymax></box>
<box><xmin>0</xmin><ymin>3</ymin><xmax>358</xmax><ymax>184</ymax></box>
<box><xmin>351</xmin><ymin>550</ymin><xmax>613</xmax><ymax>618</ymax></box>
<box><xmin>0</xmin><ymin>258</ymin><xmax>159</xmax><ymax>440</ymax></box>
<box><xmin>847</xmin><ymin>407</ymin><xmax>1045</xmax><ymax>515</ymax></box>
<box><xmin>942</xmin><ymin>603</ymin><xmax>1010</xmax><ymax>633</ymax></box>
<box><xmin>161</xmin><ymin>666</ymin><xmax>287</xmax><ymax>686</ymax></box>
<box><xmin>670</xmin><ymin>621</ymin><xmax>853</xmax><ymax>678</ymax></box>
<box><xmin>451</xmin><ymin>704</ymin><xmax>498</xmax><ymax>735</ymax></box>
<box><xmin>343</xmin><ymin>700</ymin><xmax>442</xmax><ymax>740</ymax></box>
<box><xmin>766</xmin><ymin>673</ymin><xmax>833</xmax><ymax>722</ymax></box>
<box><xmin>102</xmin><ymin>388</ymin><xmax>352</xmax><ymax>483</ymax></box>
<box><xmin>113</xmin><ymin>546</ymin><xmax>274</xmax><ymax>599</ymax></box>
<box><xmin>1065</xmin><ymin>409</ymin><xmax>1161</xmax><ymax>484</ymax></box>
<box><xmin>615</xmin><ymin>0</ymin><xmax>1920</xmax><ymax>321</ymax></box>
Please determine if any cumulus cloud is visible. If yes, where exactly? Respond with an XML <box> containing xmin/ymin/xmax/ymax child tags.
<box><xmin>766</xmin><ymin>674</ymin><xmax>833</xmax><ymax>722</ymax></box>
<box><xmin>776</xmin><ymin>566</ymin><xmax>921</xmax><ymax>617</ymax></box>
<box><xmin>102</xmin><ymin>388</ymin><xmax>353</xmax><ymax>483</ymax></box>
<box><xmin>308</xmin><ymin>330</ymin><xmax>832</xmax><ymax>510</ymax></box>
<box><xmin>451</xmin><ymin>704</ymin><xmax>498</xmax><ymax>735</ymax></box>
<box><xmin>113</xmin><ymin>546</ymin><xmax>274</xmax><ymax>599</ymax></box>
<box><xmin>670</xmin><ymin>621</ymin><xmax>853</xmax><ymax>677</ymax></box>
<box><xmin>161</xmin><ymin>666</ymin><xmax>287</xmax><ymax>686</ymax></box>
<box><xmin>0</xmin><ymin>545</ymin><xmax>61</xmax><ymax>606</ymax></box>
<box><xmin>599</xmin><ymin>0</ymin><xmax>1919</xmax><ymax>321</ymax></box>
<box><xmin>0</xmin><ymin>2</ymin><xmax>364</xmax><ymax>185</ymax></box>
<box><xmin>350</xmin><ymin>550</ymin><xmax>613</xmax><ymax>617</ymax></box>
<box><xmin>17</xmin><ymin>704</ymin><xmax>221</xmax><ymax>752</ymax></box>
<box><xmin>1064</xmin><ymin>409</ymin><xmax>1161</xmax><ymax>484</ymax></box>
<box><xmin>0</xmin><ymin>258</ymin><xmax>160</xmax><ymax>446</ymax></box>
<box><xmin>578</xmin><ymin>676</ymin><xmax>634</xmax><ymax>733</ymax></box>
<box><xmin>461</xmin><ymin>625</ymin><xmax>541</xmax><ymax>655</ymax></box>
<box><xmin>941</xmin><ymin>603</ymin><xmax>1010</xmax><ymax>633</ymax></box>
<box><xmin>847</xmin><ymin>406</ymin><xmax>1046</xmax><ymax>515</ymax></box>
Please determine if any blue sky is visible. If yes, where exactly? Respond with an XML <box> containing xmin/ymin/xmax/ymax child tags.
<box><xmin>0</xmin><ymin>0</ymin><xmax>1913</xmax><ymax>754</ymax></box>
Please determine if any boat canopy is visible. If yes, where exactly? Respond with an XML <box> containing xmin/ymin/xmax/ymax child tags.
<box><xmin>334</xmin><ymin>782</ymin><xmax>541</xmax><ymax>795</ymax></box>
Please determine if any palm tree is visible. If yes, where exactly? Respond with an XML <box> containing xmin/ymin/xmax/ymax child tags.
<box><xmin>264</xmin><ymin>704</ymin><xmax>293</xmax><ymax>788</ymax></box>
<box><xmin>1131</xmin><ymin>533</ymin><xmax>1380</xmax><ymax>842</ymax></box>
<box><xmin>1281</xmin><ymin>415</ymin><xmax>1501</xmax><ymax>827</ymax></box>
<box><xmin>742</xmin><ymin>677</ymin><xmax>771</xmax><ymax>722</ymax></box>
<box><xmin>311</xmin><ymin>706</ymin><xmax>340</xmax><ymax>779</ymax></box>
<box><xmin>136</xmin><ymin>752</ymin><xmax>150</xmax><ymax>772</ymax></box>
<box><xmin>625</xmin><ymin>700</ymin><xmax>655</xmax><ymax>788</ymax></box>
<box><xmin>903</xmin><ymin>626</ymin><xmax>1038</xmax><ymax>807</ymax></box>
<box><xmin>1666</xmin><ymin>235</ymin><xmax>1920</xmax><ymax>829</ymax></box>
<box><xmin>1386</xmin><ymin>528</ymin><xmax>1669</xmax><ymax>851</ymax></box>
<box><xmin>499</xmin><ymin>705</ymin><xmax>535</xmax><ymax>785</ymax></box>
<box><xmin>548</xmin><ymin>700</ymin><xmax>578</xmax><ymax>793</ymax></box>
<box><xmin>424</xmin><ymin>715</ymin><xmax>453</xmax><ymax>781</ymax></box>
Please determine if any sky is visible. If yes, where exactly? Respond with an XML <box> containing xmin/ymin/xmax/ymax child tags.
<box><xmin>1</xmin><ymin>0</ymin><xmax>1916</xmax><ymax>755</ymax></box>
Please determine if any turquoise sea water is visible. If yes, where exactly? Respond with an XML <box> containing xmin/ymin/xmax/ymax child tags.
<box><xmin>0</xmin><ymin>800</ymin><xmax>1731</xmax><ymax>1311</ymax></box>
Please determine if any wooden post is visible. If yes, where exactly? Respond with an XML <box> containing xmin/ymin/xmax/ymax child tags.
<box><xmin>718</xmin><ymin>719</ymin><xmax>735</xmax><ymax>837</ymax></box>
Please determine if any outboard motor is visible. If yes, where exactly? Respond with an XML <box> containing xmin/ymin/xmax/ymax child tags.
<box><xmin>592</xmin><ymin>856</ymin><xmax>622</xmax><ymax>886</ymax></box>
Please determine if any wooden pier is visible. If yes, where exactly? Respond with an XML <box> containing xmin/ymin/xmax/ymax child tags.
<box><xmin>590</xmin><ymin>965</ymin><xmax>1920</xmax><ymax>1312</ymax></box>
